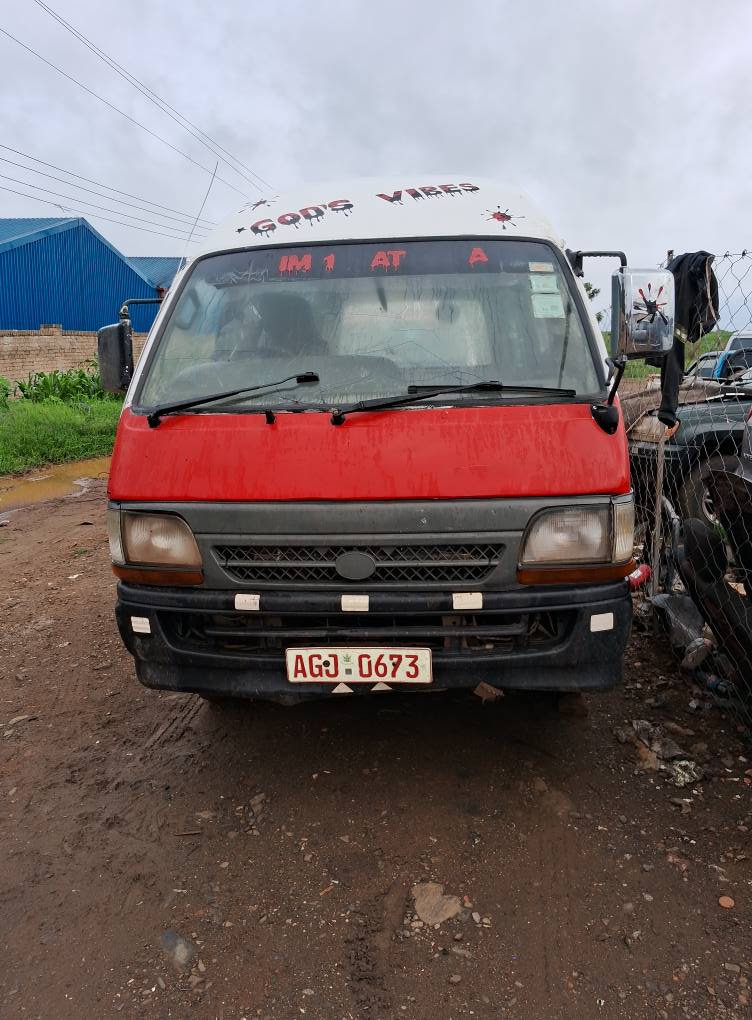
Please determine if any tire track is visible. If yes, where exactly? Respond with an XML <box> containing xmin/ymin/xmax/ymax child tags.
<box><xmin>142</xmin><ymin>694</ymin><xmax>203</xmax><ymax>759</ymax></box>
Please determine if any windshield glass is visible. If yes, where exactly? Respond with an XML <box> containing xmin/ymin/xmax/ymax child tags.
<box><xmin>698</xmin><ymin>354</ymin><xmax>719</xmax><ymax>377</ymax></box>
<box><xmin>730</xmin><ymin>334</ymin><xmax>752</xmax><ymax>351</ymax></box>
<box><xmin>135</xmin><ymin>239</ymin><xmax>602</xmax><ymax>410</ymax></box>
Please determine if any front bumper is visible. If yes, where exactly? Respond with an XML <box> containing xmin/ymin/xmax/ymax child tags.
<box><xmin>115</xmin><ymin>581</ymin><xmax>632</xmax><ymax>702</ymax></box>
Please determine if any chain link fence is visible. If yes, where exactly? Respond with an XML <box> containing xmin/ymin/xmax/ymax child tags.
<box><xmin>623</xmin><ymin>252</ymin><xmax>752</xmax><ymax>731</ymax></box>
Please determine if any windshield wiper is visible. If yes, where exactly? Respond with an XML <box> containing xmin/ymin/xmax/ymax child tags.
<box><xmin>146</xmin><ymin>372</ymin><xmax>320</xmax><ymax>428</ymax></box>
<box><xmin>329</xmin><ymin>380</ymin><xmax>577</xmax><ymax>425</ymax></box>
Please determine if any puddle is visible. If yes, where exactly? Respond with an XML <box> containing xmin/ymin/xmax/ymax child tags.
<box><xmin>0</xmin><ymin>457</ymin><xmax>111</xmax><ymax>513</ymax></box>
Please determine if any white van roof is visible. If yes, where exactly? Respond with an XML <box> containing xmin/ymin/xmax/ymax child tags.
<box><xmin>195</xmin><ymin>177</ymin><xmax>563</xmax><ymax>255</ymax></box>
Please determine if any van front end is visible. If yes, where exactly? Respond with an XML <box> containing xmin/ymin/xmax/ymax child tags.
<box><xmin>110</xmin><ymin>493</ymin><xmax>634</xmax><ymax>702</ymax></box>
<box><xmin>107</xmin><ymin>392</ymin><xmax>636</xmax><ymax>703</ymax></box>
<box><xmin>100</xmin><ymin>178</ymin><xmax>667</xmax><ymax>704</ymax></box>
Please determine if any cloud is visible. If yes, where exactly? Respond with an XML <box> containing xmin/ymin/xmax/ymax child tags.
<box><xmin>1</xmin><ymin>0</ymin><xmax>749</xmax><ymax>288</ymax></box>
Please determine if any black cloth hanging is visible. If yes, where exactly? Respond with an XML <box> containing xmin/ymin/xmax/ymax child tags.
<box><xmin>653</xmin><ymin>251</ymin><xmax>719</xmax><ymax>427</ymax></box>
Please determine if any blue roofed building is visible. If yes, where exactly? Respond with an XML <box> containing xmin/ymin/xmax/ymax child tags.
<box><xmin>126</xmin><ymin>256</ymin><xmax>183</xmax><ymax>294</ymax></box>
<box><xmin>0</xmin><ymin>218</ymin><xmax>179</xmax><ymax>333</ymax></box>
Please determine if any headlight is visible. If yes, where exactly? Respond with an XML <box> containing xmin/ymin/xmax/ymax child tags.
<box><xmin>519</xmin><ymin>495</ymin><xmax>635</xmax><ymax>571</ymax></box>
<box><xmin>121</xmin><ymin>512</ymin><xmax>202</xmax><ymax>568</ymax></box>
<box><xmin>107</xmin><ymin>509</ymin><xmax>203</xmax><ymax>585</ymax></box>
<box><xmin>521</xmin><ymin>506</ymin><xmax>611</xmax><ymax>564</ymax></box>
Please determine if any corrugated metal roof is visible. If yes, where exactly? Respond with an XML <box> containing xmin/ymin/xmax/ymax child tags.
<box><xmin>0</xmin><ymin>219</ymin><xmax>160</xmax><ymax>331</ymax></box>
<box><xmin>127</xmin><ymin>255</ymin><xmax>182</xmax><ymax>289</ymax></box>
<box><xmin>0</xmin><ymin>217</ymin><xmax>153</xmax><ymax>285</ymax></box>
<box><xmin>0</xmin><ymin>217</ymin><xmax>80</xmax><ymax>254</ymax></box>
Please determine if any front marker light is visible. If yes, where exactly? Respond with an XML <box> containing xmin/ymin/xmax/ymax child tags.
<box><xmin>613</xmin><ymin>496</ymin><xmax>636</xmax><ymax>564</ymax></box>
<box><xmin>107</xmin><ymin>507</ymin><xmax>124</xmax><ymax>566</ymax></box>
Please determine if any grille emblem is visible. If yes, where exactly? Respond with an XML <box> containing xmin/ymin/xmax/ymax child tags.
<box><xmin>335</xmin><ymin>550</ymin><xmax>377</xmax><ymax>581</ymax></box>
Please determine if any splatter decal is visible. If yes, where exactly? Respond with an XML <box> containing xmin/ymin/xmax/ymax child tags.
<box><xmin>485</xmin><ymin>206</ymin><xmax>524</xmax><ymax>229</ymax></box>
<box><xmin>634</xmin><ymin>283</ymin><xmax>669</xmax><ymax>325</ymax></box>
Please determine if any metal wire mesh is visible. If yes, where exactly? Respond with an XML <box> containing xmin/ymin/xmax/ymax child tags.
<box><xmin>623</xmin><ymin>253</ymin><xmax>752</xmax><ymax>729</ymax></box>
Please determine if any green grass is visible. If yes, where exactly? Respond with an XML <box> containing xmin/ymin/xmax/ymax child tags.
<box><xmin>0</xmin><ymin>399</ymin><xmax>123</xmax><ymax>475</ymax></box>
<box><xmin>622</xmin><ymin>329</ymin><xmax>733</xmax><ymax>379</ymax></box>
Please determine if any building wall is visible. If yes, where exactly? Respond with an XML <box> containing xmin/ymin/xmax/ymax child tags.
<box><xmin>0</xmin><ymin>326</ymin><xmax>147</xmax><ymax>384</ymax></box>
<box><xmin>0</xmin><ymin>222</ymin><xmax>159</xmax><ymax>332</ymax></box>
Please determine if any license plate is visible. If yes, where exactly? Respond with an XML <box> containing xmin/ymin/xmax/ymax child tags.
<box><xmin>286</xmin><ymin>647</ymin><xmax>432</xmax><ymax>685</ymax></box>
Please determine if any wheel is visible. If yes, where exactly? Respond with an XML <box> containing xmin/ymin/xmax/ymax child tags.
<box><xmin>675</xmin><ymin>454</ymin><xmax>739</xmax><ymax>525</ymax></box>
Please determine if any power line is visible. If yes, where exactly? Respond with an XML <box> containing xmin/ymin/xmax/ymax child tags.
<box><xmin>0</xmin><ymin>144</ymin><xmax>216</xmax><ymax>225</ymax></box>
<box><xmin>31</xmin><ymin>0</ymin><xmax>272</xmax><ymax>193</ymax></box>
<box><xmin>0</xmin><ymin>26</ymin><xmax>252</xmax><ymax>199</ymax></box>
<box><xmin>0</xmin><ymin>154</ymin><xmax>215</xmax><ymax>230</ymax></box>
<box><xmin>0</xmin><ymin>184</ymin><xmax>207</xmax><ymax>243</ymax></box>
<box><xmin>183</xmin><ymin>163</ymin><xmax>218</xmax><ymax>262</ymax></box>
<box><xmin>0</xmin><ymin>171</ymin><xmax>209</xmax><ymax>236</ymax></box>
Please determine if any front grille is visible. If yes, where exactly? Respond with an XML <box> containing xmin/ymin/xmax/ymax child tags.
<box><xmin>160</xmin><ymin>608</ymin><xmax>571</xmax><ymax>658</ymax></box>
<box><xmin>213</xmin><ymin>542</ymin><xmax>505</xmax><ymax>586</ymax></box>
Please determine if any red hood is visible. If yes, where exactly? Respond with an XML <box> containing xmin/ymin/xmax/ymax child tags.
<box><xmin>108</xmin><ymin>403</ymin><xmax>629</xmax><ymax>502</ymax></box>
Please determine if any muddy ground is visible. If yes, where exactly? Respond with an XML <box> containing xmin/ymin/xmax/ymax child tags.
<box><xmin>1</xmin><ymin>483</ymin><xmax>750</xmax><ymax>1020</ymax></box>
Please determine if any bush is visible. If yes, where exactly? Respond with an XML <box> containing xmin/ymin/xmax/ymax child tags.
<box><xmin>0</xmin><ymin>376</ymin><xmax>10</xmax><ymax>410</ymax></box>
<box><xmin>14</xmin><ymin>363</ymin><xmax>117</xmax><ymax>403</ymax></box>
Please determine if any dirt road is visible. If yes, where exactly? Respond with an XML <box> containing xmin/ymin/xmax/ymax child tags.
<box><xmin>1</xmin><ymin>484</ymin><xmax>750</xmax><ymax>1019</ymax></box>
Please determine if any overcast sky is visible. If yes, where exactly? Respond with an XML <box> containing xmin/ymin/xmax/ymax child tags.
<box><xmin>2</xmin><ymin>0</ymin><xmax>750</xmax><ymax>309</ymax></box>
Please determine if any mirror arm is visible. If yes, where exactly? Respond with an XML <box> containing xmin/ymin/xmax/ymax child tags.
<box><xmin>606</xmin><ymin>355</ymin><xmax>627</xmax><ymax>406</ymax></box>
<box><xmin>566</xmin><ymin>249</ymin><xmax>628</xmax><ymax>278</ymax></box>
<box><xmin>119</xmin><ymin>297</ymin><xmax>163</xmax><ymax>319</ymax></box>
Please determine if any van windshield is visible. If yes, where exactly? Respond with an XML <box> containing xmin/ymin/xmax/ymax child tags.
<box><xmin>135</xmin><ymin>239</ymin><xmax>602</xmax><ymax>411</ymax></box>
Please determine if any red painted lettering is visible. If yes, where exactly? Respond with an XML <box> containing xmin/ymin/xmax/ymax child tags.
<box><xmin>308</xmin><ymin>653</ymin><xmax>323</xmax><ymax>679</ymax></box>
<box><xmin>323</xmin><ymin>253</ymin><xmax>335</xmax><ymax>273</ymax></box>
<box><xmin>278</xmin><ymin>212</ymin><xmax>301</xmax><ymax>227</ymax></box>
<box><xmin>459</xmin><ymin>182</ymin><xmax>480</xmax><ymax>192</ymax></box>
<box><xmin>251</xmin><ymin>218</ymin><xmax>275</xmax><ymax>235</ymax></box>
<box><xmin>328</xmin><ymin>199</ymin><xmax>354</xmax><ymax>213</ymax></box>
<box><xmin>299</xmin><ymin>206</ymin><xmax>326</xmax><ymax>221</ymax></box>
<box><xmin>440</xmin><ymin>184</ymin><xmax>462</xmax><ymax>195</ymax></box>
<box><xmin>370</xmin><ymin>250</ymin><xmax>391</xmax><ymax>270</ymax></box>
<box><xmin>279</xmin><ymin>254</ymin><xmax>312</xmax><ymax>274</ymax></box>
<box><xmin>376</xmin><ymin>191</ymin><xmax>403</xmax><ymax>203</ymax></box>
<box><xmin>324</xmin><ymin>654</ymin><xmax>338</xmax><ymax>679</ymax></box>
<box><xmin>370</xmin><ymin>250</ymin><xmax>406</xmax><ymax>270</ymax></box>
<box><xmin>468</xmin><ymin>247</ymin><xmax>489</xmax><ymax>266</ymax></box>
<box><xmin>292</xmin><ymin>654</ymin><xmax>306</xmax><ymax>679</ymax></box>
<box><xmin>420</xmin><ymin>186</ymin><xmax>442</xmax><ymax>196</ymax></box>
<box><xmin>405</xmin><ymin>188</ymin><xmax>424</xmax><ymax>200</ymax></box>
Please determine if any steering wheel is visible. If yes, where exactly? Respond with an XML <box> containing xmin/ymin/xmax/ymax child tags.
<box><xmin>172</xmin><ymin>360</ymin><xmax>230</xmax><ymax>392</ymax></box>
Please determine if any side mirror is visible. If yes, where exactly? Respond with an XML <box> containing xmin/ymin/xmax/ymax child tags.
<box><xmin>97</xmin><ymin>318</ymin><xmax>134</xmax><ymax>392</ymax></box>
<box><xmin>611</xmin><ymin>269</ymin><xmax>675</xmax><ymax>359</ymax></box>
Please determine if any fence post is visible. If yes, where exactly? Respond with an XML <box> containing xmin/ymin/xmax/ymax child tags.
<box><xmin>650</xmin><ymin>429</ymin><xmax>668</xmax><ymax>596</ymax></box>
